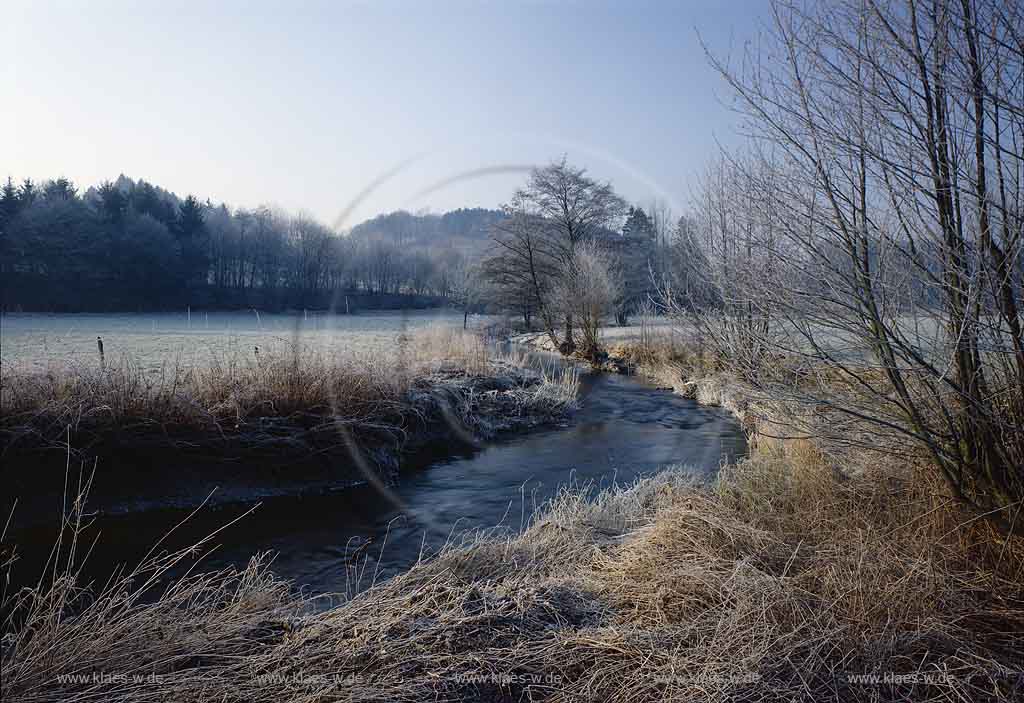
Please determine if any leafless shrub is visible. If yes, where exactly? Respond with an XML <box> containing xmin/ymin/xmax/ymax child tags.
<box><xmin>550</xmin><ymin>241</ymin><xmax>623</xmax><ymax>359</ymax></box>
<box><xmin>669</xmin><ymin>0</ymin><xmax>1024</xmax><ymax>535</ymax></box>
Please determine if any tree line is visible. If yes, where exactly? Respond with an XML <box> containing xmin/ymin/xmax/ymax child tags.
<box><xmin>0</xmin><ymin>168</ymin><xmax>676</xmax><ymax>326</ymax></box>
<box><xmin>0</xmin><ymin>175</ymin><xmax>499</xmax><ymax>312</ymax></box>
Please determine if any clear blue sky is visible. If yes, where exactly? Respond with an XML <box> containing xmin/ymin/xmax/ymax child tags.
<box><xmin>4</xmin><ymin>0</ymin><xmax>769</xmax><ymax>227</ymax></box>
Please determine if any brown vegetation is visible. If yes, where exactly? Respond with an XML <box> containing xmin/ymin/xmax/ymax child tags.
<box><xmin>4</xmin><ymin>337</ymin><xmax>1021</xmax><ymax>702</ymax></box>
<box><xmin>0</xmin><ymin>328</ymin><xmax>579</xmax><ymax>523</ymax></box>
<box><xmin>2</xmin><ymin>327</ymin><xmax>576</xmax><ymax>449</ymax></box>
<box><xmin>673</xmin><ymin>0</ymin><xmax>1024</xmax><ymax>536</ymax></box>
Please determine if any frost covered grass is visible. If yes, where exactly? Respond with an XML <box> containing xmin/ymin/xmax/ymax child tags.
<box><xmin>5</xmin><ymin>426</ymin><xmax>1022</xmax><ymax>702</ymax></box>
<box><xmin>0</xmin><ymin>326</ymin><xmax>578</xmax><ymax>462</ymax></box>
<box><xmin>4</xmin><ymin>335</ymin><xmax>1021</xmax><ymax>702</ymax></box>
<box><xmin>2</xmin><ymin>327</ymin><xmax>481</xmax><ymax>433</ymax></box>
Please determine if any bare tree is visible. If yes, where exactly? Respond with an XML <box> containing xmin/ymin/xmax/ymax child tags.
<box><xmin>684</xmin><ymin>0</ymin><xmax>1024</xmax><ymax>534</ymax></box>
<box><xmin>551</xmin><ymin>240</ymin><xmax>623</xmax><ymax>358</ymax></box>
<box><xmin>487</xmin><ymin>158</ymin><xmax>627</xmax><ymax>352</ymax></box>
<box><xmin>449</xmin><ymin>259</ymin><xmax>484</xmax><ymax>329</ymax></box>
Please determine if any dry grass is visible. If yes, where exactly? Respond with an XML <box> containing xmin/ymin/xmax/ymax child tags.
<box><xmin>1</xmin><ymin>327</ymin><xmax>481</xmax><ymax>432</ymax></box>
<box><xmin>1</xmin><ymin>490</ymin><xmax>306</xmax><ymax>703</ymax></box>
<box><xmin>3</xmin><ymin>337</ymin><xmax>1022</xmax><ymax>702</ymax></box>
<box><xmin>0</xmin><ymin>326</ymin><xmax>577</xmax><ymax>460</ymax></box>
<box><xmin>5</xmin><ymin>434</ymin><xmax>1021</xmax><ymax>702</ymax></box>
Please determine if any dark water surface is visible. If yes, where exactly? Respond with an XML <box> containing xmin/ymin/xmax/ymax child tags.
<box><xmin>5</xmin><ymin>364</ymin><xmax>745</xmax><ymax>598</ymax></box>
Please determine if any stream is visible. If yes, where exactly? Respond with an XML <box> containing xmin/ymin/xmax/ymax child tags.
<box><xmin>5</xmin><ymin>357</ymin><xmax>746</xmax><ymax>598</ymax></box>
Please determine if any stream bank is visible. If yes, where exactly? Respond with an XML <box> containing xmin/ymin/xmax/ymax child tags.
<box><xmin>4</xmin><ymin>349</ymin><xmax>745</xmax><ymax>597</ymax></box>
<box><xmin>1</xmin><ymin>359</ymin><xmax>576</xmax><ymax>530</ymax></box>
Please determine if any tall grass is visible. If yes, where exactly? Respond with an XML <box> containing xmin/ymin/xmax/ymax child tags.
<box><xmin>0</xmin><ymin>326</ymin><xmax>577</xmax><ymax>457</ymax></box>
<box><xmin>1</xmin><ymin>486</ymin><xmax>305</xmax><ymax>702</ymax></box>
<box><xmin>6</xmin><ymin>337</ymin><xmax>1019</xmax><ymax>701</ymax></box>
<box><xmin>5</xmin><ymin>434</ymin><xmax>1021</xmax><ymax>702</ymax></box>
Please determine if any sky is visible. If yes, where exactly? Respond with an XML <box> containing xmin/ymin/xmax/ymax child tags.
<box><xmin>3</xmin><ymin>0</ymin><xmax>769</xmax><ymax>228</ymax></box>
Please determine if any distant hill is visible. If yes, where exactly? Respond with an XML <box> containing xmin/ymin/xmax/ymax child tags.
<box><xmin>347</xmin><ymin>208</ymin><xmax>506</xmax><ymax>254</ymax></box>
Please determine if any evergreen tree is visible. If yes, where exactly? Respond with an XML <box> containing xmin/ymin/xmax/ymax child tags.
<box><xmin>131</xmin><ymin>180</ymin><xmax>175</xmax><ymax>223</ymax></box>
<box><xmin>622</xmin><ymin>206</ymin><xmax>654</xmax><ymax>241</ymax></box>
<box><xmin>18</xmin><ymin>179</ymin><xmax>36</xmax><ymax>206</ymax></box>
<box><xmin>43</xmin><ymin>177</ymin><xmax>77</xmax><ymax>202</ymax></box>
<box><xmin>0</xmin><ymin>177</ymin><xmax>19</xmax><ymax>275</ymax></box>
<box><xmin>0</xmin><ymin>177</ymin><xmax>19</xmax><ymax>236</ymax></box>
<box><xmin>615</xmin><ymin>207</ymin><xmax>657</xmax><ymax>324</ymax></box>
<box><xmin>175</xmin><ymin>195</ymin><xmax>209</xmax><ymax>288</ymax></box>
<box><xmin>97</xmin><ymin>181</ymin><xmax>128</xmax><ymax>226</ymax></box>
<box><xmin>175</xmin><ymin>195</ymin><xmax>205</xmax><ymax>240</ymax></box>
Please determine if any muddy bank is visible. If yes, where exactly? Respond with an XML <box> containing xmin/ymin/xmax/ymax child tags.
<box><xmin>1</xmin><ymin>361</ymin><xmax>575</xmax><ymax>529</ymax></box>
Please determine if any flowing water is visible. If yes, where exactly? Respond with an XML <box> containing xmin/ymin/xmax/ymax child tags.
<box><xmin>2</xmin><ymin>312</ymin><xmax>746</xmax><ymax>597</ymax></box>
